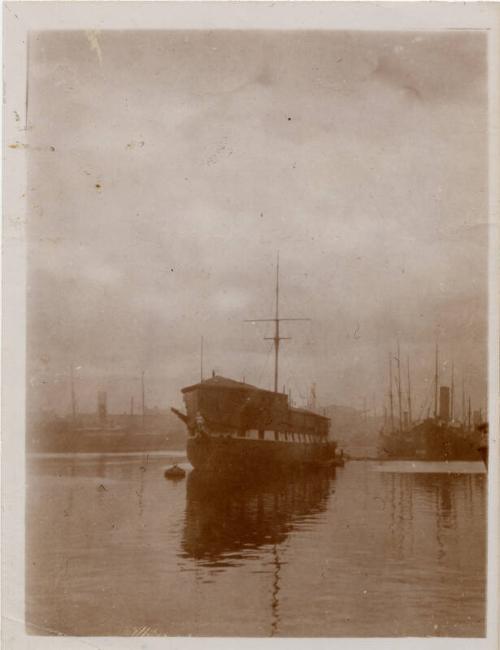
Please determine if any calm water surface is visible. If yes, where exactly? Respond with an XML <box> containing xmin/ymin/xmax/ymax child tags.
<box><xmin>27</xmin><ymin>453</ymin><xmax>486</xmax><ymax>637</ymax></box>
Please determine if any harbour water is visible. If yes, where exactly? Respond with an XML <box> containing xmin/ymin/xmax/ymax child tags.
<box><xmin>26</xmin><ymin>452</ymin><xmax>486</xmax><ymax>637</ymax></box>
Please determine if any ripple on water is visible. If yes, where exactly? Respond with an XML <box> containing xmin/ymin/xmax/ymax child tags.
<box><xmin>26</xmin><ymin>455</ymin><xmax>486</xmax><ymax>637</ymax></box>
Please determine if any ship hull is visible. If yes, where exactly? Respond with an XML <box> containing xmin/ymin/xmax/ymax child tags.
<box><xmin>187</xmin><ymin>435</ymin><xmax>336</xmax><ymax>475</ymax></box>
<box><xmin>379</xmin><ymin>420</ymin><xmax>483</xmax><ymax>462</ymax></box>
<box><xmin>478</xmin><ymin>444</ymin><xmax>488</xmax><ymax>468</ymax></box>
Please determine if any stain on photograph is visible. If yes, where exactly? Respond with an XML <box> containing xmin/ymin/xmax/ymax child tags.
<box><xmin>26</xmin><ymin>30</ymin><xmax>488</xmax><ymax>637</ymax></box>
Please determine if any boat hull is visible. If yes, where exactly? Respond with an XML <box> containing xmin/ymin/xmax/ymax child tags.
<box><xmin>478</xmin><ymin>444</ymin><xmax>488</xmax><ymax>468</ymax></box>
<box><xmin>379</xmin><ymin>420</ymin><xmax>483</xmax><ymax>462</ymax></box>
<box><xmin>187</xmin><ymin>435</ymin><xmax>336</xmax><ymax>475</ymax></box>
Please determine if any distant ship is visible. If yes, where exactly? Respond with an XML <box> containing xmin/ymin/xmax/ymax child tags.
<box><xmin>379</xmin><ymin>418</ymin><xmax>485</xmax><ymax>462</ymax></box>
<box><xmin>379</xmin><ymin>343</ymin><xmax>487</xmax><ymax>462</ymax></box>
<box><xmin>172</xmin><ymin>257</ymin><xmax>338</xmax><ymax>474</ymax></box>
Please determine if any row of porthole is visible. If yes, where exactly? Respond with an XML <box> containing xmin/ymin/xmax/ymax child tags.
<box><xmin>189</xmin><ymin>430</ymin><xmax>327</xmax><ymax>443</ymax></box>
<box><xmin>246</xmin><ymin>430</ymin><xmax>325</xmax><ymax>443</ymax></box>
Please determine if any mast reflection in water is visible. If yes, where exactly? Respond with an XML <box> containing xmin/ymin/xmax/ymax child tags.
<box><xmin>27</xmin><ymin>455</ymin><xmax>485</xmax><ymax>637</ymax></box>
<box><xmin>180</xmin><ymin>469</ymin><xmax>334</xmax><ymax>566</ymax></box>
<box><xmin>180</xmin><ymin>469</ymin><xmax>334</xmax><ymax>636</ymax></box>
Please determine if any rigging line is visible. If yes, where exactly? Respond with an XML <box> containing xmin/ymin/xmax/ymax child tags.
<box><xmin>289</xmin><ymin>372</ymin><xmax>307</xmax><ymax>402</ymax></box>
<box><xmin>281</xmin><ymin>353</ymin><xmax>301</xmax><ymax>401</ymax></box>
<box><xmin>417</xmin><ymin>382</ymin><xmax>428</xmax><ymax>420</ymax></box>
<box><xmin>301</xmin><ymin>321</ymin><xmax>316</xmax><ymax>381</ymax></box>
<box><xmin>283</xmin><ymin>326</ymin><xmax>316</xmax><ymax>400</ymax></box>
<box><xmin>418</xmin><ymin>379</ymin><xmax>434</xmax><ymax>421</ymax></box>
<box><xmin>417</xmin><ymin>396</ymin><xmax>426</xmax><ymax>421</ymax></box>
<box><xmin>239</xmin><ymin>321</ymin><xmax>252</xmax><ymax>383</ymax></box>
<box><xmin>257</xmin><ymin>341</ymin><xmax>275</xmax><ymax>390</ymax></box>
<box><xmin>297</xmin><ymin>370</ymin><xmax>310</xmax><ymax>403</ymax></box>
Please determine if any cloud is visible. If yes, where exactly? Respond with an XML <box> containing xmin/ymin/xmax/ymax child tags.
<box><xmin>27</xmin><ymin>29</ymin><xmax>489</xmax><ymax>414</ymax></box>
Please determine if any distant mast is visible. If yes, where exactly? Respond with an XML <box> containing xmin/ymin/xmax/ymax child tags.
<box><xmin>450</xmin><ymin>361</ymin><xmax>454</xmax><ymax>422</ymax></box>
<box><xmin>245</xmin><ymin>253</ymin><xmax>309</xmax><ymax>393</ymax></box>
<box><xmin>396</xmin><ymin>340</ymin><xmax>403</xmax><ymax>432</ymax></box>
<box><xmin>141</xmin><ymin>370</ymin><xmax>145</xmax><ymax>429</ymax></box>
<box><xmin>407</xmin><ymin>355</ymin><xmax>412</xmax><ymax>427</ymax></box>
<box><xmin>310</xmin><ymin>382</ymin><xmax>317</xmax><ymax>411</ymax></box>
<box><xmin>200</xmin><ymin>336</ymin><xmax>204</xmax><ymax>382</ymax></box>
<box><xmin>462</xmin><ymin>377</ymin><xmax>466</xmax><ymax>426</ymax></box>
<box><xmin>434</xmin><ymin>342</ymin><xmax>439</xmax><ymax>419</ymax></box>
<box><xmin>388</xmin><ymin>352</ymin><xmax>395</xmax><ymax>433</ymax></box>
<box><xmin>70</xmin><ymin>364</ymin><xmax>77</xmax><ymax>421</ymax></box>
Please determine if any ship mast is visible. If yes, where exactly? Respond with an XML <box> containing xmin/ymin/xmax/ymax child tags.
<box><xmin>462</xmin><ymin>377</ymin><xmax>466</xmax><ymax>426</ymax></box>
<box><xmin>272</xmin><ymin>255</ymin><xmax>281</xmax><ymax>393</ymax></box>
<box><xmin>450</xmin><ymin>361</ymin><xmax>454</xmax><ymax>422</ymax></box>
<box><xmin>70</xmin><ymin>364</ymin><xmax>77</xmax><ymax>422</ymax></box>
<box><xmin>141</xmin><ymin>370</ymin><xmax>145</xmax><ymax>430</ymax></box>
<box><xmin>200</xmin><ymin>336</ymin><xmax>204</xmax><ymax>382</ymax></box>
<box><xmin>388</xmin><ymin>352</ymin><xmax>395</xmax><ymax>433</ymax></box>
<box><xmin>434</xmin><ymin>342</ymin><xmax>439</xmax><ymax>419</ymax></box>
<box><xmin>245</xmin><ymin>253</ymin><xmax>310</xmax><ymax>393</ymax></box>
<box><xmin>407</xmin><ymin>355</ymin><xmax>412</xmax><ymax>426</ymax></box>
<box><xmin>396</xmin><ymin>339</ymin><xmax>403</xmax><ymax>432</ymax></box>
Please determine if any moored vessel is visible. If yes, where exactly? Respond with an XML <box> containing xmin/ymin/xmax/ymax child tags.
<box><xmin>380</xmin><ymin>418</ymin><xmax>484</xmax><ymax>462</ymax></box>
<box><xmin>379</xmin><ymin>343</ymin><xmax>486</xmax><ymax>462</ymax></box>
<box><xmin>174</xmin><ymin>375</ymin><xmax>336</xmax><ymax>474</ymax></box>
<box><xmin>172</xmin><ymin>257</ymin><xmax>338</xmax><ymax>475</ymax></box>
<box><xmin>164</xmin><ymin>464</ymin><xmax>187</xmax><ymax>479</ymax></box>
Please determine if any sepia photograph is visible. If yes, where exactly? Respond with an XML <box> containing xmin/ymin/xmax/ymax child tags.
<box><xmin>2</xmin><ymin>2</ymin><xmax>499</xmax><ymax>648</ymax></box>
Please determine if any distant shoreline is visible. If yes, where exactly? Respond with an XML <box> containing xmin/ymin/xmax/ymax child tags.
<box><xmin>27</xmin><ymin>449</ymin><xmax>187</xmax><ymax>459</ymax></box>
<box><xmin>27</xmin><ymin>428</ymin><xmax>187</xmax><ymax>455</ymax></box>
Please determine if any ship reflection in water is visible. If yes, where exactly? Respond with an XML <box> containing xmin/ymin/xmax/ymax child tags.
<box><xmin>180</xmin><ymin>469</ymin><xmax>334</xmax><ymax>636</ymax></box>
<box><xmin>181</xmin><ymin>469</ymin><xmax>333</xmax><ymax>564</ymax></box>
<box><xmin>27</xmin><ymin>454</ymin><xmax>486</xmax><ymax>637</ymax></box>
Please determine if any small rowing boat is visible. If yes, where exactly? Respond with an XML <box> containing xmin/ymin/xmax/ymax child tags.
<box><xmin>164</xmin><ymin>464</ymin><xmax>186</xmax><ymax>479</ymax></box>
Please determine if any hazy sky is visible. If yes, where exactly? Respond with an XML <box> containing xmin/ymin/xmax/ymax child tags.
<box><xmin>27</xmin><ymin>29</ymin><xmax>488</xmax><ymax>416</ymax></box>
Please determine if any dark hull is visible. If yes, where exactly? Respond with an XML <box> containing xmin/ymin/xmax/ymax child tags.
<box><xmin>478</xmin><ymin>445</ymin><xmax>488</xmax><ymax>468</ymax></box>
<box><xmin>379</xmin><ymin>420</ymin><xmax>483</xmax><ymax>462</ymax></box>
<box><xmin>187</xmin><ymin>436</ymin><xmax>336</xmax><ymax>475</ymax></box>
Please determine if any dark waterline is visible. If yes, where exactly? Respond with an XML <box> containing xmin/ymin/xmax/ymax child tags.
<box><xmin>26</xmin><ymin>452</ymin><xmax>486</xmax><ymax>637</ymax></box>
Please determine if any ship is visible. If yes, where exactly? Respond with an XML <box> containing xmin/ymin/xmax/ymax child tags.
<box><xmin>477</xmin><ymin>422</ymin><xmax>489</xmax><ymax>468</ymax></box>
<box><xmin>172</xmin><ymin>257</ymin><xmax>338</xmax><ymax>475</ymax></box>
<box><xmin>379</xmin><ymin>417</ymin><xmax>485</xmax><ymax>462</ymax></box>
<box><xmin>379</xmin><ymin>343</ymin><xmax>487</xmax><ymax>462</ymax></box>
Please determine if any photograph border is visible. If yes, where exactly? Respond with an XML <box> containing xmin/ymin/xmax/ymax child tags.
<box><xmin>2</xmin><ymin>2</ymin><xmax>499</xmax><ymax>649</ymax></box>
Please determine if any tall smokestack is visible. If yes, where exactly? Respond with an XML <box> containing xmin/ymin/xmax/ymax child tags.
<box><xmin>439</xmin><ymin>386</ymin><xmax>450</xmax><ymax>422</ymax></box>
<box><xmin>97</xmin><ymin>391</ymin><xmax>107</xmax><ymax>425</ymax></box>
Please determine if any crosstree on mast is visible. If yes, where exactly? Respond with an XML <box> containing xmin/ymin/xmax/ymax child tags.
<box><xmin>244</xmin><ymin>253</ymin><xmax>310</xmax><ymax>393</ymax></box>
